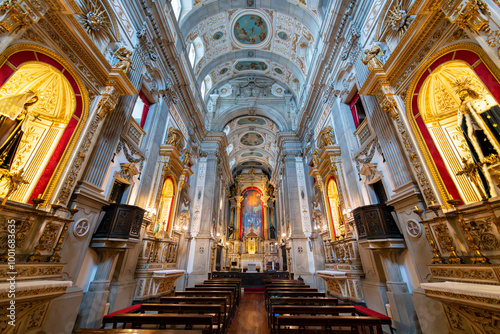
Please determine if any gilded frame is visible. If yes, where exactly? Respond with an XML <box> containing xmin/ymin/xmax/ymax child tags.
<box><xmin>405</xmin><ymin>43</ymin><xmax>500</xmax><ymax>204</ymax></box>
<box><xmin>0</xmin><ymin>44</ymin><xmax>89</xmax><ymax>205</ymax></box>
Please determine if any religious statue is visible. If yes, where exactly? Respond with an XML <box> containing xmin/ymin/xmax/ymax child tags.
<box><xmin>454</xmin><ymin>78</ymin><xmax>500</xmax><ymax>197</ymax></box>
<box><xmin>165</xmin><ymin>127</ymin><xmax>181</xmax><ymax>146</ymax></box>
<box><xmin>112</xmin><ymin>47</ymin><xmax>133</xmax><ymax>74</ymax></box>
<box><xmin>361</xmin><ymin>45</ymin><xmax>384</xmax><ymax>71</ymax></box>
<box><xmin>312</xmin><ymin>148</ymin><xmax>321</xmax><ymax>166</ymax></box>
<box><xmin>0</xmin><ymin>168</ymin><xmax>28</xmax><ymax>206</ymax></box>
<box><xmin>0</xmin><ymin>91</ymin><xmax>38</xmax><ymax>171</ymax></box>
<box><xmin>318</xmin><ymin>126</ymin><xmax>335</xmax><ymax>148</ymax></box>
<box><xmin>269</xmin><ymin>225</ymin><xmax>276</xmax><ymax>240</ymax></box>
<box><xmin>181</xmin><ymin>148</ymin><xmax>191</xmax><ymax>166</ymax></box>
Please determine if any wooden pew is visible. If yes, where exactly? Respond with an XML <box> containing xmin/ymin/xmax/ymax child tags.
<box><xmin>110</xmin><ymin>313</ymin><xmax>214</xmax><ymax>333</ymax></box>
<box><xmin>140</xmin><ymin>304</ymin><xmax>223</xmax><ymax>334</ymax></box>
<box><xmin>174</xmin><ymin>291</ymin><xmax>235</xmax><ymax>319</ymax></box>
<box><xmin>267</xmin><ymin>297</ymin><xmax>339</xmax><ymax>326</ymax></box>
<box><xmin>195</xmin><ymin>284</ymin><xmax>240</xmax><ymax>305</ymax></box>
<box><xmin>265</xmin><ymin>289</ymin><xmax>322</xmax><ymax>311</ymax></box>
<box><xmin>159</xmin><ymin>297</ymin><xmax>228</xmax><ymax>330</ymax></box>
<box><xmin>269</xmin><ymin>305</ymin><xmax>357</xmax><ymax>334</ymax></box>
<box><xmin>76</xmin><ymin>329</ymin><xmax>205</xmax><ymax>334</ymax></box>
<box><xmin>204</xmin><ymin>279</ymin><xmax>242</xmax><ymax>300</ymax></box>
<box><xmin>276</xmin><ymin>315</ymin><xmax>383</xmax><ymax>334</ymax></box>
<box><xmin>185</xmin><ymin>287</ymin><xmax>237</xmax><ymax>308</ymax></box>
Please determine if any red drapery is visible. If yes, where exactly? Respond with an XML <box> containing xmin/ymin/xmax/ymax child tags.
<box><xmin>139</xmin><ymin>91</ymin><xmax>150</xmax><ymax>128</ymax></box>
<box><xmin>349</xmin><ymin>93</ymin><xmax>361</xmax><ymax>128</ymax></box>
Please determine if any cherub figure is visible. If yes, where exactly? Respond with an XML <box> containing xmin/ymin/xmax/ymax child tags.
<box><xmin>113</xmin><ymin>47</ymin><xmax>133</xmax><ymax>74</ymax></box>
<box><xmin>361</xmin><ymin>45</ymin><xmax>384</xmax><ymax>71</ymax></box>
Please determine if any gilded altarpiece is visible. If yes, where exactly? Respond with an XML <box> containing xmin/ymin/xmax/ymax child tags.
<box><xmin>134</xmin><ymin>138</ymin><xmax>191</xmax><ymax>301</ymax></box>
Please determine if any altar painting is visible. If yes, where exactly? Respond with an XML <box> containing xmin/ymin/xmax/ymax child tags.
<box><xmin>242</xmin><ymin>189</ymin><xmax>262</xmax><ymax>237</ymax></box>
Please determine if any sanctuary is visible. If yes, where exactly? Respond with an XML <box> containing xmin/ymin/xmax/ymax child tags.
<box><xmin>1</xmin><ymin>0</ymin><xmax>500</xmax><ymax>334</ymax></box>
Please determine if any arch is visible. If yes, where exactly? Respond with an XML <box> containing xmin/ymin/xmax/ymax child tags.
<box><xmin>240</xmin><ymin>186</ymin><xmax>265</xmax><ymax>240</ymax></box>
<box><xmin>213</xmin><ymin>106</ymin><xmax>288</xmax><ymax>131</ymax></box>
<box><xmin>406</xmin><ymin>43</ymin><xmax>500</xmax><ymax>205</ymax></box>
<box><xmin>197</xmin><ymin>50</ymin><xmax>305</xmax><ymax>85</ymax></box>
<box><xmin>0</xmin><ymin>44</ymin><xmax>88</xmax><ymax>204</ymax></box>
<box><xmin>324</xmin><ymin>176</ymin><xmax>342</xmax><ymax>239</ymax></box>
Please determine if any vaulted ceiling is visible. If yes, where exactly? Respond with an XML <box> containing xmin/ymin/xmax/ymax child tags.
<box><xmin>177</xmin><ymin>0</ymin><xmax>329</xmax><ymax>174</ymax></box>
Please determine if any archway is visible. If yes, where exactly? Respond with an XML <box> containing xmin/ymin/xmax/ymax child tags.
<box><xmin>157</xmin><ymin>177</ymin><xmax>176</xmax><ymax>236</ymax></box>
<box><xmin>325</xmin><ymin>177</ymin><xmax>342</xmax><ymax>239</ymax></box>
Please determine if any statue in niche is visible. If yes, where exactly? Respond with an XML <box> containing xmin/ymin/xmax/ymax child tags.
<box><xmin>113</xmin><ymin>47</ymin><xmax>133</xmax><ymax>74</ymax></box>
<box><xmin>361</xmin><ymin>45</ymin><xmax>384</xmax><ymax>71</ymax></box>
<box><xmin>455</xmin><ymin>78</ymin><xmax>500</xmax><ymax>197</ymax></box>
<box><xmin>269</xmin><ymin>225</ymin><xmax>276</xmax><ymax>240</ymax></box>
<box><xmin>0</xmin><ymin>91</ymin><xmax>38</xmax><ymax>171</ymax></box>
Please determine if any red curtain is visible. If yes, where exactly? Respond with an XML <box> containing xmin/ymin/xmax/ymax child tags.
<box><xmin>349</xmin><ymin>93</ymin><xmax>360</xmax><ymax>128</ymax></box>
<box><xmin>139</xmin><ymin>91</ymin><xmax>150</xmax><ymax>128</ymax></box>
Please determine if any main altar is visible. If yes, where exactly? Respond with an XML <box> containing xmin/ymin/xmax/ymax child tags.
<box><xmin>225</xmin><ymin>168</ymin><xmax>280</xmax><ymax>271</ymax></box>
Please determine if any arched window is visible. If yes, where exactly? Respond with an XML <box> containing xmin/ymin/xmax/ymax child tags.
<box><xmin>188</xmin><ymin>43</ymin><xmax>196</xmax><ymax>66</ymax></box>
<box><xmin>410</xmin><ymin>49</ymin><xmax>500</xmax><ymax>205</ymax></box>
<box><xmin>0</xmin><ymin>60</ymin><xmax>82</xmax><ymax>203</ymax></box>
<box><xmin>193</xmin><ymin>36</ymin><xmax>205</xmax><ymax>66</ymax></box>
<box><xmin>171</xmin><ymin>0</ymin><xmax>181</xmax><ymax>19</ymax></box>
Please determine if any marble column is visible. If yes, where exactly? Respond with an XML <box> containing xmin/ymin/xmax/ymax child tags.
<box><xmin>262</xmin><ymin>195</ymin><xmax>270</xmax><ymax>240</ymax></box>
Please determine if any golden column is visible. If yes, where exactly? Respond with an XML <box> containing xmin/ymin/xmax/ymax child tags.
<box><xmin>235</xmin><ymin>196</ymin><xmax>244</xmax><ymax>239</ymax></box>
<box><xmin>262</xmin><ymin>195</ymin><xmax>270</xmax><ymax>240</ymax></box>
<box><xmin>230</xmin><ymin>206</ymin><xmax>235</xmax><ymax>237</ymax></box>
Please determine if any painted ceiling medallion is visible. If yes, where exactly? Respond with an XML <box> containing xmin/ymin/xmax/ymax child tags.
<box><xmin>220</xmin><ymin>68</ymin><xmax>229</xmax><ymax>74</ymax></box>
<box><xmin>234</xmin><ymin>14</ymin><xmax>267</xmax><ymax>44</ymax></box>
<box><xmin>77</xmin><ymin>0</ymin><xmax>110</xmax><ymax>40</ymax></box>
<box><xmin>278</xmin><ymin>32</ymin><xmax>289</xmax><ymax>40</ymax></box>
<box><xmin>240</xmin><ymin>132</ymin><xmax>264</xmax><ymax>146</ymax></box>
<box><xmin>235</xmin><ymin>61</ymin><xmax>268</xmax><ymax>71</ymax></box>
<box><xmin>274</xmin><ymin>68</ymin><xmax>283</xmax><ymax>74</ymax></box>
<box><xmin>213</xmin><ymin>31</ymin><xmax>224</xmax><ymax>40</ymax></box>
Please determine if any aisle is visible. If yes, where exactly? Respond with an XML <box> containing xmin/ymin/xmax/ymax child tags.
<box><xmin>227</xmin><ymin>291</ymin><xmax>269</xmax><ymax>334</ymax></box>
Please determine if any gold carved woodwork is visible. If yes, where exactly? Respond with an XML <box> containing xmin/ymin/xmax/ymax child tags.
<box><xmin>361</xmin><ymin>45</ymin><xmax>384</xmax><ymax>71</ymax></box>
<box><xmin>451</xmin><ymin>0</ymin><xmax>491</xmax><ymax>33</ymax></box>
<box><xmin>0</xmin><ymin>0</ymin><xmax>32</xmax><ymax>33</ymax></box>
<box><xmin>165</xmin><ymin>127</ymin><xmax>184</xmax><ymax>150</ymax></box>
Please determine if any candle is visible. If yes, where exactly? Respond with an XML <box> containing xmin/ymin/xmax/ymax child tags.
<box><xmin>414</xmin><ymin>206</ymin><xmax>418</xmax><ymax>211</ymax></box>
<box><xmin>431</xmin><ymin>201</ymin><xmax>435</xmax><ymax>206</ymax></box>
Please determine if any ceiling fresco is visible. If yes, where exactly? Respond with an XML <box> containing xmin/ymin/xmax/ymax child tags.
<box><xmin>235</xmin><ymin>61</ymin><xmax>268</xmax><ymax>71</ymax></box>
<box><xmin>240</xmin><ymin>132</ymin><xmax>264</xmax><ymax>146</ymax></box>
<box><xmin>237</xmin><ymin>117</ymin><xmax>266</xmax><ymax>126</ymax></box>
<box><xmin>241</xmin><ymin>152</ymin><xmax>264</xmax><ymax>158</ymax></box>
<box><xmin>234</xmin><ymin>14</ymin><xmax>268</xmax><ymax>45</ymax></box>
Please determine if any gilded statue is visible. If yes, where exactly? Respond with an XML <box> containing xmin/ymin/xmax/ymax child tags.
<box><xmin>113</xmin><ymin>47</ymin><xmax>133</xmax><ymax>74</ymax></box>
<box><xmin>361</xmin><ymin>45</ymin><xmax>384</xmax><ymax>71</ymax></box>
<box><xmin>0</xmin><ymin>91</ymin><xmax>38</xmax><ymax>171</ymax></box>
<box><xmin>312</xmin><ymin>148</ymin><xmax>321</xmax><ymax>166</ymax></box>
<box><xmin>318</xmin><ymin>126</ymin><xmax>335</xmax><ymax>148</ymax></box>
<box><xmin>0</xmin><ymin>168</ymin><xmax>28</xmax><ymax>206</ymax></box>
<box><xmin>181</xmin><ymin>148</ymin><xmax>191</xmax><ymax>166</ymax></box>
<box><xmin>165</xmin><ymin>127</ymin><xmax>181</xmax><ymax>147</ymax></box>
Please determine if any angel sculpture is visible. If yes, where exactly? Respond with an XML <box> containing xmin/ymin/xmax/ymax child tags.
<box><xmin>112</xmin><ymin>47</ymin><xmax>133</xmax><ymax>74</ymax></box>
<box><xmin>361</xmin><ymin>45</ymin><xmax>384</xmax><ymax>71</ymax></box>
<box><xmin>312</xmin><ymin>148</ymin><xmax>321</xmax><ymax>166</ymax></box>
<box><xmin>181</xmin><ymin>148</ymin><xmax>191</xmax><ymax>166</ymax></box>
